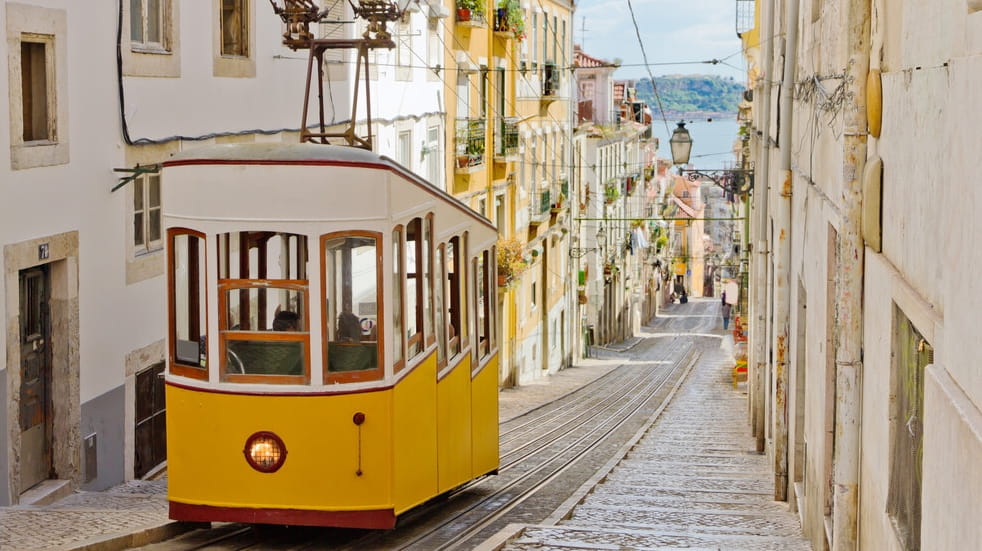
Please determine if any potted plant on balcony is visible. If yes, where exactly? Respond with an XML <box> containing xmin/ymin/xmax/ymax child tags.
<box><xmin>604</xmin><ymin>180</ymin><xmax>620</xmax><ymax>204</ymax></box>
<box><xmin>496</xmin><ymin>237</ymin><xmax>526</xmax><ymax>287</ymax></box>
<box><xmin>466</xmin><ymin>140</ymin><xmax>485</xmax><ymax>164</ymax></box>
<box><xmin>496</xmin><ymin>0</ymin><xmax>525</xmax><ymax>38</ymax></box>
<box><xmin>457</xmin><ymin>0</ymin><xmax>482</xmax><ymax>22</ymax></box>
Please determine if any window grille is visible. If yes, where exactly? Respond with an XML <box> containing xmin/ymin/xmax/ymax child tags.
<box><xmin>735</xmin><ymin>0</ymin><xmax>755</xmax><ymax>36</ymax></box>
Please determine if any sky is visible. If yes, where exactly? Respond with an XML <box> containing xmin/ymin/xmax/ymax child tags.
<box><xmin>571</xmin><ymin>0</ymin><xmax>747</xmax><ymax>83</ymax></box>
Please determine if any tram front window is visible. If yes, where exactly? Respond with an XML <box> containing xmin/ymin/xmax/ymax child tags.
<box><xmin>223</xmin><ymin>287</ymin><xmax>307</xmax><ymax>376</ymax></box>
<box><xmin>218</xmin><ymin>231</ymin><xmax>309</xmax><ymax>382</ymax></box>
<box><xmin>323</xmin><ymin>234</ymin><xmax>381</xmax><ymax>381</ymax></box>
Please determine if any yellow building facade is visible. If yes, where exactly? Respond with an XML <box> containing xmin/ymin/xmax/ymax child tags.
<box><xmin>444</xmin><ymin>0</ymin><xmax>574</xmax><ymax>385</ymax></box>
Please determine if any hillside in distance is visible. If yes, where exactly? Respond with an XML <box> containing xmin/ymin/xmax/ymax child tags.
<box><xmin>635</xmin><ymin>75</ymin><xmax>744</xmax><ymax>118</ymax></box>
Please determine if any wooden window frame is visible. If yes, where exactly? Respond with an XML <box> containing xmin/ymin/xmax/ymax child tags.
<box><xmin>134</xmin><ymin>173</ymin><xmax>163</xmax><ymax>255</ymax></box>
<box><xmin>434</xmin><ymin>243</ymin><xmax>448</xmax><ymax>373</ymax></box>
<box><xmin>20</xmin><ymin>37</ymin><xmax>52</xmax><ymax>144</ymax></box>
<box><xmin>167</xmin><ymin>228</ymin><xmax>208</xmax><ymax>380</ymax></box>
<box><xmin>423</xmin><ymin>214</ymin><xmax>435</xmax><ymax>348</ymax></box>
<box><xmin>220</xmin><ymin>0</ymin><xmax>249</xmax><ymax>58</ymax></box>
<box><xmin>321</xmin><ymin>231</ymin><xmax>385</xmax><ymax>384</ymax></box>
<box><xmin>446</xmin><ymin>236</ymin><xmax>463</xmax><ymax>359</ymax></box>
<box><xmin>217</xmin><ymin>279</ymin><xmax>311</xmax><ymax>384</ymax></box>
<box><xmin>392</xmin><ymin>226</ymin><xmax>407</xmax><ymax>373</ymax></box>
<box><xmin>405</xmin><ymin>218</ymin><xmax>425</xmax><ymax>359</ymax></box>
<box><xmin>130</xmin><ymin>0</ymin><xmax>170</xmax><ymax>53</ymax></box>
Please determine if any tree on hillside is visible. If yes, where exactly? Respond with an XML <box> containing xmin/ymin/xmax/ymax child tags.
<box><xmin>634</xmin><ymin>75</ymin><xmax>743</xmax><ymax>115</ymax></box>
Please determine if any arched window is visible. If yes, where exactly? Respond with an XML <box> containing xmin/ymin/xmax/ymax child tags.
<box><xmin>322</xmin><ymin>233</ymin><xmax>383</xmax><ymax>383</ymax></box>
<box><xmin>168</xmin><ymin>228</ymin><xmax>207</xmax><ymax>380</ymax></box>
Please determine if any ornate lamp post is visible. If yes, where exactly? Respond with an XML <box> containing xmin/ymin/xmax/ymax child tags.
<box><xmin>669</xmin><ymin>121</ymin><xmax>693</xmax><ymax>166</ymax></box>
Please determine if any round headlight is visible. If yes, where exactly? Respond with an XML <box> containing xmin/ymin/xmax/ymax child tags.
<box><xmin>243</xmin><ymin>431</ymin><xmax>287</xmax><ymax>473</ymax></box>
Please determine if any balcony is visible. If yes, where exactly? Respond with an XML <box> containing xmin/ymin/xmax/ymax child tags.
<box><xmin>455</xmin><ymin>4</ymin><xmax>486</xmax><ymax>28</ymax></box>
<box><xmin>494</xmin><ymin>117</ymin><xmax>520</xmax><ymax>161</ymax></box>
<box><xmin>455</xmin><ymin>118</ymin><xmax>486</xmax><ymax>174</ymax></box>
<box><xmin>550</xmin><ymin>179</ymin><xmax>568</xmax><ymax>214</ymax></box>
<box><xmin>529</xmin><ymin>189</ymin><xmax>550</xmax><ymax>225</ymax></box>
<box><xmin>493</xmin><ymin>4</ymin><xmax>525</xmax><ymax>40</ymax></box>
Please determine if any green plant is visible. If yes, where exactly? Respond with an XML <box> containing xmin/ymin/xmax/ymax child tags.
<box><xmin>604</xmin><ymin>180</ymin><xmax>620</xmax><ymax>203</ymax></box>
<box><xmin>496</xmin><ymin>237</ymin><xmax>526</xmax><ymax>285</ymax></box>
<box><xmin>457</xmin><ymin>0</ymin><xmax>483</xmax><ymax>15</ymax></box>
<box><xmin>466</xmin><ymin>140</ymin><xmax>484</xmax><ymax>156</ymax></box>
<box><xmin>497</xmin><ymin>0</ymin><xmax>524</xmax><ymax>38</ymax></box>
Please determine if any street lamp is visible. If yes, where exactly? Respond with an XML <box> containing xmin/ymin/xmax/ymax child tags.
<box><xmin>669</xmin><ymin>121</ymin><xmax>692</xmax><ymax>166</ymax></box>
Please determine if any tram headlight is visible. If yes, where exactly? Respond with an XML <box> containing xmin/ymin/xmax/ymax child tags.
<box><xmin>243</xmin><ymin>431</ymin><xmax>287</xmax><ymax>473</ymax></box>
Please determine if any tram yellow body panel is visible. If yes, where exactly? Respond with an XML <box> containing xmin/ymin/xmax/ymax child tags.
<box><xmin>472</xmin><ymin>357</ymin><xmax>500</xmax><ymax>476</ymax></box>
<box><xmin>166</xmin><ymin>384</ymin><xmax>393</xmax><ymax>512</ymax></box>
<box><xmin>392</xmin><ymin>355</ymin><xmax>439</xmax><ymax>514</ymax></box>
<box><xmin>437</xmin><ymin>359</ymin><xmax>474</xmax><ymax>493</ymax></box>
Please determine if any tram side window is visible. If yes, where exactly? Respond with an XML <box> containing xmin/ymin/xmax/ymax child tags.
<box><xmin>392</xmin><ymin>228</ymin><xmax>405</xmax><ymax>371</ymax></box>
<box><xmin>169</xmin><ymin>229</ymin><xmax>206</xmax><ymax>378</ymax></box>
<box><xmin>324</xmin><ymin>234</ymin><xmax>381</xmax><ymax>380</ymax></box>
<box><xmin>423</xmin><ymin>214</ymin><xmax>434</xmax><ymax>346</ymax></box>
<box><xmin>474</xmin><ymin>248</ymin><xmax>494</xmax><ymax>361</ymax></box>
<box><xmin>446</xmin><ymin>236</ymin><xmax>463</xmax><ymax>358</ymax></box>
<box><xmin>217</xmin><ymin>232</ymin><xmax>309</xmax><ymax>382</ymax></box>
<box><xmin>405</xmin><ymin>218</ymin><xmax>424</xmax><ymax>358</ymax></box>
<box><xmin>434</xmin><ymin>244</ymin><xmax>447</xmax><ymax>367</ymax></box>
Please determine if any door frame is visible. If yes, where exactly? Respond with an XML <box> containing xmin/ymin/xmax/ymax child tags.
<box><xmin>3</xmin><ymin>232</ymin><xmax>81</xmax><ymax>505</ymax></box>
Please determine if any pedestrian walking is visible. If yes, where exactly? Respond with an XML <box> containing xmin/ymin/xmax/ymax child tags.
<box><xmin>721</xmin><ymin>302</ymin><xmax>732</xmax><ymax>330</ymax></box>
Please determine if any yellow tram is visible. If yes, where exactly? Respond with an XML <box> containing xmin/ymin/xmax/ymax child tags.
<box><xmin>162</xmin><ymin>143</ymin><xmax>500</xmax><ymax>529</ymax></box>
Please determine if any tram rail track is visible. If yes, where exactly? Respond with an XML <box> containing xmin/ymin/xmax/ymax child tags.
<box><xmin>334</xmin><ymin>338</ymin><xmax>699</xmax><ymax>551</ymax></box>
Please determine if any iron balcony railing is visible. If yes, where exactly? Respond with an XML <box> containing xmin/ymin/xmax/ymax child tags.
<box><xmin>529</xmin><ymin>188</ymin><xmax>550</xmax><ymax>223</ymax></box>
<box><xmin>455</xmin><ymin>117</ymin><xmax>486</xmax><ymax>170</ymax></box>
<box><xmin>495</xmin><ymin>117</ymin><xmax>520</xmax><ymax>159</ymax></box>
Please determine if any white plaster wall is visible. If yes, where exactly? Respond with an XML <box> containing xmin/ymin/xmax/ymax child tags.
<box><xmin>783</xmin><ymin>0</ymin><xmax>982</xmax><ymax>548</ymax></box>
<box><xmin>786</xmin><ymin>157</ymin><xmax>841</xmax><ymax>548</ymax></box>
<box><xmin>1</xmin><ymin>2</ymin><xmax>134</xmax><ymax>404</ymax></box>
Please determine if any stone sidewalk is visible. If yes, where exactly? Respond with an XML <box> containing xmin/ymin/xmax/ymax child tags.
<box><xmin>0</xmin><ymin>357</ymin><xmax>623</xmax><ymax>551</ymax></box>
<box><xmin>478</xmin><ymin>339</ymin><xmax>813</xmax><ymax>550</ymax></box>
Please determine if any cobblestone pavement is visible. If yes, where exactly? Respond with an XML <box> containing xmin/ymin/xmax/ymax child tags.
<box><xmin>479</xmin><ymin>299</ymin><xmax>813</xmax><ymax>550</ymax></box>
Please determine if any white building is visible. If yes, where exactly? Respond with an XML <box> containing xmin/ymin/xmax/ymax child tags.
<box><xmin>745</xmin><ymin>0</ymin><xmax>982</xmax><ymax>549</ymax></box>
<box><xmin>1</xmin><ymin>0</ymin><xmax>445</xmax><ymax>505</ymax></box>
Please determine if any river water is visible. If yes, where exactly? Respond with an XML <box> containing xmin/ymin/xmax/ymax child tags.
<box><xmin>649</xmin><ymin>116</ymin><xmax>741</xmax><ymax>170</ymax></box>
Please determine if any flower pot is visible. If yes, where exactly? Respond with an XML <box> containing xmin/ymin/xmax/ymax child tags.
<box><xmin>457</xmin><ymin>8</ymin><xmax>471</xmax><ymax>21</ymax></box>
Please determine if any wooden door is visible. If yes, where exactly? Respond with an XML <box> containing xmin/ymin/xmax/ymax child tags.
<box><xmin>19</xmin><ymin>266</ymin><xmax>52</xmax><ymax>490</ymax></box>
<box><xmin>134</xmin><ymin>362</ymin><xmax>166</xmax><ymax>478</ymax></box>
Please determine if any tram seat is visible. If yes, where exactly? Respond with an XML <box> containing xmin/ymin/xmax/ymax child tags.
<box><xmin>328</xmin><ymin>342</ymin><xmax>377</xmax><ymax>372</ymax></box>
<box><xmin>227</xmin><ymin>341</ymin><xmax>304</xmax><ymax>375</ymax></box>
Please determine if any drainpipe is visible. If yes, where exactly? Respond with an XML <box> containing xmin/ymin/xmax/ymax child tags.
<box><xmin>772</xmin><ymin>0</ymin><xmax>799</xmax><ymax>502</ymax></box>
<box><xmin>831</xmin><ymin>0</ymin><xmax>870</xmax><ymax>548</ymax></box>
<box><xmin>750</xmin><ymin>0</ymin><xmax>776</xmax><ymax>452</ymax></box>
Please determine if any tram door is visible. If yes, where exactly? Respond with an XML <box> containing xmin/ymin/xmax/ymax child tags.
<box><xmin>19</xmin><ymin>266</ymin><xmax>52</xmax><ymax>491</ymax></box>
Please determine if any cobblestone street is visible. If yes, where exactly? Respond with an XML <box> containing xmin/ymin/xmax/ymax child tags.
<box><xmin>482</xmin><ymin>300</ymin><xmax>812</xmax><ymax>550</ymax></box>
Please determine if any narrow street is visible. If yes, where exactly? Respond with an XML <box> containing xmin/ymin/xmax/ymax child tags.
<box><xmin>483</xmin><ymin>297</ymin><xmax>810</xmax><ymax>550</ymax></box>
